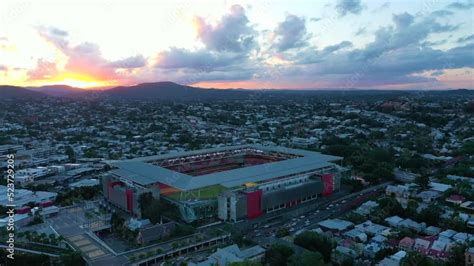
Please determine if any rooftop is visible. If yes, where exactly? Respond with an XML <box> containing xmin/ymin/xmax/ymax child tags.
<box><xmin>108</xmin><ymin>145</ymin><xmax>341</xmax><ymax>191</ymax></box>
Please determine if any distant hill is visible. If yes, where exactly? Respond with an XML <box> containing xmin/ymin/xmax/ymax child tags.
<box><xmin>0</xmin><ymin>85</ymin><xmax>46</xmax><ymax>99</ymax></box>
<box><xmin>104</xmin><ymin>81</ymin><xmax>252</xmax><ymax>100</ymax></box>
<box><xmin>27</xmin><ymin>85</ymin><xmax>85</xmax><ymax>96</ymax></box>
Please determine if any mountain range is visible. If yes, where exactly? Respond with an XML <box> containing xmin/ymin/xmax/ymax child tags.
<box><xmin>1</xmin><ymin>82</ymin><xmax>472</xmax><ymax>101</ymax></box>
<box><xmin>27</xmin><ymin>85</ymin><xmax>86</xmax><ymax>96</ymax></box>
<box><xmin>0</xmin><ymin>82</ymin><xmax>255</xmax><ymax>100</ymax></box>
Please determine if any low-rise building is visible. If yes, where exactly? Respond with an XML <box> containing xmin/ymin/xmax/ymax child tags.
<box><xmin>466</xmin><ymin>247</ymin><xmax>474</xmax><ymax>266</ymax></box>
<box><xmin>189</xmin><ymin>244</ymin><xmax>265</xmax><ymax>266</ymax></box>
<box><xmin>399</xmin><ymin>237</ymin><xmax>415</xmax><ymax>250</ymax></box>
<box><xmin>354</xmin><ymin>201</ymin><xmax>379</xmax><ymax>216</ymax></box>
<box><xmin>136</xmin><ymin>221</ymin><xmax>176</xmax><ymax>244</ymax></box>
<box><xmin>446</xmin><ymin>194</ymin><xmax>465</xmax><ymax>205</ymax></box>
<box><xmin>318</xmin><ymin>219</ymin><xmax>354</xmax><ymax>233</ymax></box>
<box><xmin>377</xmin><ymin>250</ymin><xmax>407</xmax><ymax>266</ymax></box>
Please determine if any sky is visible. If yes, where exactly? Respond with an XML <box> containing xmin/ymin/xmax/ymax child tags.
<box><xmin>0</xmin><ymin>0</ymin><xmax>473</xmax><ymax>89</ymax></box>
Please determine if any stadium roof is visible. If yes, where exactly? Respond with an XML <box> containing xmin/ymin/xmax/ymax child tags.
<box><xmin>108</xmin><ymin>145</ymin><xmax>341</xmax><ymax>191</ymax></box>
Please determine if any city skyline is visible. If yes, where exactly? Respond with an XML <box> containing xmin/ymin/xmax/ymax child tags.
<box><xmin>0</xmin><ymin>0</ymin><xmax>473</xmax><ymax>90</ymax></box>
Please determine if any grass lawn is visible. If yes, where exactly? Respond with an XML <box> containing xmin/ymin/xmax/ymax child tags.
<box><xmin>165</xmin><ymin>185</ymin><xmax>226</xmax><ymax>200</ymax></box>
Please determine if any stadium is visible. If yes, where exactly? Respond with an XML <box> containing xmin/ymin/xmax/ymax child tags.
<box><xmin>102</xmin><ymin>145</ymin><xmax>344</xmax><ymax>223</ymax></box>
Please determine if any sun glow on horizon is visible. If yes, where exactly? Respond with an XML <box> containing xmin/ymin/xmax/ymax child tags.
<box><xmin>41</xmin><ymin>73</ymin><xmax>117</xmax><ymax>89</ymax></box>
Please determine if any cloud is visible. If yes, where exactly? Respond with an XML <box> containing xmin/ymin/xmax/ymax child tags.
<box><xmin>349</xmin><ymin>13</ymin><xmax>459</xmax><ymax>61</ymax></box>
<box><xmin>430</xmin><ymin>10</ymin><xmax>454</xmax><ymax>17</ymax></box>
<box><xmin>458</xmin><ymin>34</ymin><xmax>474</xmax><ymax>43</ymax></box>
<box><xmin>377</xmin><ymin>2</ymin><xmax>390</xmax><ymax>11</ymax></box>
<box><xmin>154</xmin><ymin>48</ymin><xmax>245</xmax><ymax>70</ymax></box>
<box><xmin>27</xmin><ymin>59</ymin><xmax>58</xmax><ymax>80</ymax></box>
<box><xmin>145</xmin><ymin>62</ymin><xmax>256</xmax><ymax>85</ymax></box>
<box><xmin>108</xmin><ymin>55</ymin><xmax>147</xmax><ymax>69</ymax></box>
<box><xmin>272</xmin><ymin>15</ymin><xmax>310</xmax><ymax>52</ymax></box>
<box><xmin>36</xmin><ymin>26</ymin><xmax>147</xmax><ymax>82</ymax></box>
<box><xmin>392</xmin><ymin>12</ymin><xmax>414</xmax><ymax>29</ymax></box>
<box><xmin>267</xmin><ymin>11</ymin><xmax>473</xmax><ymax>89</ymax></box>
<box><xmin>447</xmin><ymin>0</ymin><xmax>474</xmax><ymax>9</ymax></box>
<box><xmin>431</xmin><ymin>70</ymin><xmax>444</xmax><ymax>76</ymax></box>
<box><xmin>49</xmin><ymin>27</ymin><xmax>68</xmax><ymax>37</ymax></box>
<box><xmin>355</xmin><ymin>27</ymin><xmax>367</xmax><ymax>36</ymax></box>
<box><xmin>323</xmin><ymin>41</ymin><xmax>352</xmax><ymax>53</ymax></box>
<box><xmin>336</xmin><ymin>0</ymin><xmax>364</xmax><ymax>16</ymax></box>
<box><xmin>194</xmin><ymin>5</ymin><xmax>256</xmax><ymax>53</ymax></box>
<box><xmin>148</xmin><ymin>4</ymin><xmax>262</xmax><ymax>84</ymax></box>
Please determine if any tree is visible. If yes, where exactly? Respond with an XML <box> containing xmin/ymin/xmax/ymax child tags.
<box><xmin>287</xmin><ymin>251</ymin><xmax>324</xmax><ymax>266</ymax></box>
<box><xmin>344</xmin><ymin>212</ymin><xmax>367</xmax><ymax>224</ymax></box>
<box><xmin>374</xmin><ymin>248</ymin><xmax>397</xmax><ymax>262</ymax></box>
<box><xmin>172</xmin><ymin>224</ymin><xmax>195</xmax><ymax>237</ymax></box>
<box><xmin>275</xmin><ymin>227</ymin><xmax>289</xmax><ymax>238</ymax></box>
<box><xmin>138</xmin><ymin>192</ymin><xmax>162</xmax><ymax>223</ymax></box>
<box><xmin>264</xmin><ymin>244</ymin><xmax>294</xmax><ymax>266</ymax></box>
<box><xmin>293</xmin><ymin>231</ymin><xmax>334</xmax><ymax>263</ymax></box>
<box><xmin>229</xmin><ymin>261</ymin><xmax>262</xmax><ymax>266</ymax></box>
<box><xmin>401</xmin><ymin>251</ymin><xmax>436</xmax><ymax>266</ymax></box>
<box><xmin>65</xmin><ymin>146</ymin><xmax>76</xmax><ymax>162</ymax></box>
<box><xmin>341</xmin><ymin>258</ymin><xmax>354</xmax><ymax>266</ymax></box>
<box><xmin>448</xmin><ymin>244</ymin><xmax>467</xmax><ymax>266</ymax></box>
<box><xmin>417</xmin><ymin>204</ymin><xmax>441</xmax><ymax>226</ymax></box>
<box><xmin>415</xmin><ymin>175</ymin><xmax>430</xmax><ymax>189</ymax></box>
<box><xmin>378</xmin><ymin>197</ymin><xmax>404</xmax><ymax>217</ymax></box>
<box><xmin>59</xmin><ymin>251</ymin><xmax>86</xmax><ymax>266</ymax></box>
<box><xmin>459</xmin><ymin>141</ymin><xmax>474</xmax><ymax>156</ymax></box>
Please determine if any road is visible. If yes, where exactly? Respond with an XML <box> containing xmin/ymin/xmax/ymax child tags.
<box><xmin>0</xmin><ymin>244</ymin><xmax>60</xmax><ymax>257</ymax></box>
<box><xmin>246</xmin><ymin>182</ymin><xmax>390</xmax><ymax>243</ymax></box>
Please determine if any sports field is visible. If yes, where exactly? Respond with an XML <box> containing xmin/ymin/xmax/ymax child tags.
<box><xmin>165</xmin><ymin>184</ymin><xmax>227</xmax><ymax>200</ymax></box>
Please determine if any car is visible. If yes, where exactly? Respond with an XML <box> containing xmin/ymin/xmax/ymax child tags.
<box><xmin>329</xmin><ymin>204</ymin><xmax>334</xmax><ymax>207</ymax></box>
<box><xmin>289</xmin><ymin>228</ymin><xmax>295</xmax><ymax>232</ymax></box>
<box><xmin>264</xmin><ymin>224</ymin><xmax>270</xmax><ymax>228</ymax></box>
<box><xmin>291</xmin><ymin>222</ymin><xmax>297</xmax><ymax>226</ymax></box>
<box><xmin>300</xmin><ymin>215</ymin><xmax>305</xmax><ymax>219</ymax></box>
